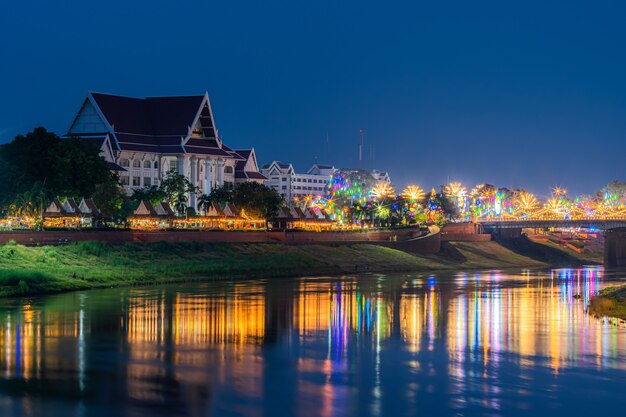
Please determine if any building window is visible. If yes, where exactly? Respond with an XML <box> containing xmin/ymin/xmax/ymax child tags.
<box><xmin>282</xmin><ymin>185</ymin><xmax>287</xmax><ymax>190</ymax></box>
<box><xmin>224</xmin><ymin>181</ymin><xmax>234</xmax><ymax>190</ymax></box>
<box><xmin>120</xmin><ymin>159</ymin><xmax>130</xmax><ymax>168</ymax></box>
<box><xmin>144</xmin><ymin>160</ymin><xmax>151</xmax><ymax>169</ymax></box>
<box><xmin>144</xmin><ymin>177</ymin><xmax>152</xmax><ymax>186</ymax></box>
<box><xmin>120</xmin><ymin>176</ymin><xmax>129</xmax><ymax>186</ymax></box>
<box><xmin>133</xmin><ymin>160</ymin><xmax>141</xmax><ymax>168</ymax></box>
<box><xmin>133</xmin><ymin>176</ymin><xmax>140</xmax><ymax>186</ymax></box>
<box><xmin>154</xmin><ymin>161</ymin><xmax>159</xmax><ymax>169</ymax></box>
<box><xmin>282</xmin><ymin>178</ymin><xmax>287</xmax><ymax>182</ymax></box>
<box><xmin>224</xmin><ymin>166</ymin><xmax>233</xmax><ymax>174</ymax></box>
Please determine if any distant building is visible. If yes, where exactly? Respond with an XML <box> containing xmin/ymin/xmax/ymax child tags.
<box><xmin>370</xmin><ymin>169</ymin><xmax>392</xmax><ymax>184</ymax></box>
<box><xmin>234</xmin><ymin>149</ymin><xmax>267</xmax><ymax>184</ymax></box>
<box><xmin>66</xmin><ymin>92</ymin><xmax>266</xmax><ymax>208</ymax></box>
<box><xmin>261</xmin><ymin>161</ymin><xmax>336</xmax><ymax>203</ymax></box>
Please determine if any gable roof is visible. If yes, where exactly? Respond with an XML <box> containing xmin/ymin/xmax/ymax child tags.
<box><xmin>44</xmin><ymin>198</ymin><xmax>66</xmax><ymax>216</ymax></box>
<box><xmin>206</xmin><ymin>203</ymin><xmax>225</xmax><ymax>217</ymax></box>
<box><xmin>261</xmin><ymin>161</ymin><xmax>294</xmax><ymax>175</ymax></box>
<box><xmin>78</xmin><ymin>198</ymin><xmax>100</xmax><ymax>215</ymax></box>
<box><xmin>68</xmin><ymin>92</ymin><xmax>239</xmax><ymax>157</ymax></box>
<box><xmin>156</xmin><ymin>202</ymin><xmax>175</xmax><ymax>217</ymax></box>
<box><xmin>64</xmin><ymin>198</ymin><xmax>79</xmax><ymax>214</ymax></box>
<box><xmin>90</xmin><ymin>93</ymin><xmax>204</xmax><ymax>137</ymax></box>
<box><xmin>234</xmin><ymin>149</ymin><xmax>267</xmax><ymax>181</ymax></box>
<box><xmin>133</xmin><ymin>200</ymin><xmax>158</xmax><ymax>217</ymax></box>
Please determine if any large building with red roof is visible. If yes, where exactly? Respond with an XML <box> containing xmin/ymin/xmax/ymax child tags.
<box><xmin>66</xmin><ymin>92</ymin><xmax>266</xmax><ymax>208</ymax></box>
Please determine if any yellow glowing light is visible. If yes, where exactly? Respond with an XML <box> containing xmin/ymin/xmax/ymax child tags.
<box><xmin>402</xmin><ymin>185</ymin><xmax>425</xmax><ymax>202</ymax></box>
<box><xmin>444</xmin><ymin>182</ymin><xmax>466</xmax><ymax>198</ymax></box>
<box><xmin>371</xmin><ymin>182</ymin><xmax>395</xmax><ymax>200</ymax></box>
<box><xmin>515</xmin><ymin>192</ymin><xmax>539</xmax><ymax>213</ymax></box>
<box><xmin>545</xmin><ymin>198</ymin><xmax>561</xmax><ymax>213</ymax></box>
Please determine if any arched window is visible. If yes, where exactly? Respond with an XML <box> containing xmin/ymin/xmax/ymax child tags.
<box><xmin>120</xmin><ymin>158</ymin><xmax>130</xmax><ymax>167</ymax></box>
<box><xmin>133</xmin><ymin>159</ymin><xmax>141</xmax><ymax>168</ymax></box>
<box><xmin>224</xmin><ymin>166</ymin><xmax>234</xmax><ymax>174</ymax></box>
<box><xmin>144</xmin><ymin>160</ymin><xmax>151</xmax><ymax>169</ymax></box>
<box><xmin>154</xmin><ymin>161</ymin><xmax>159</xmax><ymax>169</ymax></box>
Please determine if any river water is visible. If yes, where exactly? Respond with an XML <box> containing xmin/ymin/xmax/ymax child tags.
<box><xmin>0</xmin><ymin>267</ymin><xmax>625</xmax><ymax>417</ymax></box>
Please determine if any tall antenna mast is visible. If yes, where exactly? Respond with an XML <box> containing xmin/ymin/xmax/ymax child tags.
<box><xmin>359</xmin><ymin>129</ymin><xmax>364</xmax><ymax>168</ymax></box>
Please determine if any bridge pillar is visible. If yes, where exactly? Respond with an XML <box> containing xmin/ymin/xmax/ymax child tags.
<box><xmin>605</xmin><ymin>227</ymin><xmax>626</xmax><ymax>268</ymax></box>
<box><xmin>485</xmin><ymin>227</ymin><xmax>523</xmax><ymax>240</ymax></box>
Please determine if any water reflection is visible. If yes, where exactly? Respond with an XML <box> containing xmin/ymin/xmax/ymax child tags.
<box><xmin>0</xmin><ymin>267</ymin><xmax>625</xmax><ymax>416</ymax></box>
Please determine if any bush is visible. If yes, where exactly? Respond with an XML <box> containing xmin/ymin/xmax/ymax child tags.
<box><xmin>74</xmin><ymin>241</ymin><xmax>112</xmax><ymax>257</ymax></box>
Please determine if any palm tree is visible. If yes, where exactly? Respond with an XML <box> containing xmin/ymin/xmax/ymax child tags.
<box><xmin>197</xmin><ymin>193</ymin><xmax>212</xmax><ymax>215</ymax></box>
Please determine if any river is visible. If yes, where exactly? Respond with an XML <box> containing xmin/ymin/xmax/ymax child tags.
<box><xmin>0</xmin><ymin>267</ymin><xmax>624</xmax><ymax>417</ymax></box>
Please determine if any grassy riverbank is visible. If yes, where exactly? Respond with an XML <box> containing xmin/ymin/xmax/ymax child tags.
<box><xmin>0</xmin><ymin>238</ymin><xmax>598</xmax><ymax>298</ymax></box>
<box><xmin>589</xmin><ymin>286</ymin><xmax>626</xmax><ymax>320</ymax></box>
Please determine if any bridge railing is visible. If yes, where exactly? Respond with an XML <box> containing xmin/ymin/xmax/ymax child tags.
<box><xmin>476</xmin><ymin>215</ymin><xmax>626</xmax><ymax>223</ymax></box>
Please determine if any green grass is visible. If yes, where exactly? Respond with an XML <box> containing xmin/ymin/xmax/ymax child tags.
<box><xmin>496</xmin><ymin>237</ymin><xmax>602</xmax><ymax>266</ymax></box>
<box><xmin>589</xmin><ymin>285</ymin><xmax>626</xmax><ymax>320</ymax></box>
<box><xmin>0</xmin><ymin>238</ymin><xmax>598</xmax><ymax>298</ymax></box>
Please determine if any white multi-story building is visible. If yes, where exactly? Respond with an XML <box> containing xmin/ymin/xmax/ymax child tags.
<box><xmin>262</xmin><ymin>161</ymin><xmax>336</xmax><ymax>203</ymax></box>
<box><xmin>66</xmin><ymin>92</ymin><xmax>266</xmax><ymax>209</ymax></box>
<box><xmin>370</xmin><ymin>169</ymin><xmax>392</xmax><ymax>184</ymax></box>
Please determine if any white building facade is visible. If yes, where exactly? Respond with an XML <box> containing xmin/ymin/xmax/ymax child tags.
<box><xmin>66</xmin><ymin>92</ymin><xmax>266</xmax><ymax>209</ymax></box>
<box><xmin>370</xmin><ymin>169</ymin><xmax>392</xmax><ymax>184</ymax></box>
<box><xmin>262</xmin><ymin>162</ymin><xmax>336</xmax><ymax>203</ymax></box>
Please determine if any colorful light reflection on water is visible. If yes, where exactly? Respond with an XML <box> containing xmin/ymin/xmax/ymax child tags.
<box><xmin>0</xmin><ymin>267</ymin><xmax>624</xmax><ymax>417</ymax></box>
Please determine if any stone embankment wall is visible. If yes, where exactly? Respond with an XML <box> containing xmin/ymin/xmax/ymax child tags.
<box><xmin>441</xmin><ymin>223</ymin><xmax>492</xmax><ymax>242</ymax></box>
<box><xmin>0</xmin><ymin>227</ymin><xmax>442</xmax><ymax>254</ymax></box>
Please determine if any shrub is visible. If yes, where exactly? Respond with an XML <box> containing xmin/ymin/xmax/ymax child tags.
<box><xmin>74</xmin><ymin>241</ymin><xmax>112</xmax><ymax>257</ymax></box>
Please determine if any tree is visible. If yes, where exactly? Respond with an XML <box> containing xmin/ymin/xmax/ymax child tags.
<box><xmin>92</xmin><ymin>173</ymin><xmax>127</xmax><ymax>222</ymax></box>
<box><xmin>158</xmin><ymin>171</ymin><xmax>197</xmax><ymax>215</ymax></box>
<box><xmin>599</xmin><ymin>181</ymin><xmax>626</xmax><ymax>202</ymax></box>
<box><xmin>439</xmin><ymin>194</ymin><xmax>460</xmax><ymax>221</ymax></box>
<box><xmin>231</xmin><ymin>182</ymin><xmax>283</xmax><ymax>220</ymax></box>
<box><xmin>0</xmin><ymin>127</ymin><xmax>121</xmax><ymax>215</ymax></box>
<box><xmin>197</xmin><ymin>193</ymin><xmax>212</xmax><ymax>214</ymax></box>
<box><xmin>131</xmin><ymin>185</ymin><xmax>166</xmax><ymax>208</ymax></box>
<box><xmin>208</xmin><ymin>187</ymin><xmax>233</xmax><ymax>205</ymax></box>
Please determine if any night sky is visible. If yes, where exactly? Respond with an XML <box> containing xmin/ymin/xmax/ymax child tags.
<box><xmin>1</xmin><ymin>0</ymin><xmax>625</xmax><ymax>197</ymax></box>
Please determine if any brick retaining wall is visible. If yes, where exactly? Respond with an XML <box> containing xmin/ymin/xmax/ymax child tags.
<box><xmin>0</xmin><ymin>227</ymin><xmax>442</xmax><ymax>255</ymax></box>
<box><xmin>441</xmin><ymin>233</ymin><xmax>492</xmax><ymax>242</ymax></box>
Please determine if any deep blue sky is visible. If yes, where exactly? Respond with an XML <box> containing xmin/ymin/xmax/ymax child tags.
<box><xmin>1</xmin><ymin>0</ymin><xmax>625</xmax><ymax>197</ymax></box>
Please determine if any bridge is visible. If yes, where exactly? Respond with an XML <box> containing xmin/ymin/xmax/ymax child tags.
<box><xmin>477</xmin><ymin>218</ymin><xmax>626</xmax><ymax>230</ymax></box>
<box><xmin>473</xmin><ymin>217</ymin><xmax>626</xmax><ymax>268</ymax></box>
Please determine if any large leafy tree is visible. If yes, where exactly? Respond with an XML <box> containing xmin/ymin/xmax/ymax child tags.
<box><xmin>231</xmin><ymin>182</ymin><xmax>283</xmax><ymax>220</ymax></box>
<box><xmin>158</xmin><ymin>171</ymin><xmax>197</xmax><ymax>214</ymax></box>
<box><xmin>92</xmin><ymin>173</ymin><xmax>127</xmax><ymax>221</ymax></box>
<box><xmin>131</xmin><ymin>185</ymin><xmax>166</xmax><ymax>209</ymax></box>
<box><xmin>0</xmin><ymin>127</ymin><xmax>121</xmax><ymax>214</ymax></box>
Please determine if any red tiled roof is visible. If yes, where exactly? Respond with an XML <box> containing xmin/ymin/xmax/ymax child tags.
<box><xmin>83</xmin><ymin>199</ymin><xmax>100</xmax><ymax>214</ymax></box>
<box><xmin>234</xmin><ymin>170</ymin><xmax>267</xmax><ymax>180</ymax></box>
<box><xmin>91</xmin><ymin>93</ymin><xmax>203</xmax><ymax>137</ymax></box>
<box><xmin>133</xmin><ymin>200</ymin><xmax>158</xmax><ymax>217</ymax></box>
<box><xmin>108</xmin><ymin>162</ymin><xmax>127</xmax><ymax>171</ymax></box>
<box><xmin>89</xmin><ymin>93</ymin><xmax>232</xmax><ymax>155</ymax></box>
<box><xmin>245</xmin><ymin>171</ymin><xmax>267</xmax><ymax>180</ymax></box>
<box><xmin>184</xmin><ymin>146</ymin><xmax>233</xmax><ymax>157</ymax></box>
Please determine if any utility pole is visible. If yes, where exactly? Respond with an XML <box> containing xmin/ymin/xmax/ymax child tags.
<box><xmin>359</xmin><ymin>129</ymin><xmax>363</xmax><ymax>168</ymax></box>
